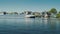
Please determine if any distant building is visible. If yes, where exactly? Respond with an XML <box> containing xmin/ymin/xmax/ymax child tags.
<box><xmin>0</xmin><ymin>12</ymin><xmax>4</xmax><ymax>15</ymax></box>
<box><xmin>42</xmin><ymin>11</ymin><xmax>51</xmax><ymax>18</ymax></box>
<box><xmin>33</xmin><ymin>12</ymin><xmax>41</xmax><ymax>17</ymax></box>
<box><xmin>50</xmin><ymin>13</ymin><xmax>56</xmax><ymax>18</ymax></box>
<box><xmin>24</xmin><ymin>11</ymin><xmax>32</xmax><ymax>15</ymax></box>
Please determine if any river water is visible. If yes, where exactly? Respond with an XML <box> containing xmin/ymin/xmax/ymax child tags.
<box><xmin>0</xmin><ymin>15</ymin><xmax>60</xmax><ymax>34</ymax></box>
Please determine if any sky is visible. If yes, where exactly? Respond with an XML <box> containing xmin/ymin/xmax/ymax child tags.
<box><xmin>0</xmin><ymin>0</ymin><xmax>60</xmax><ymax>12</ymax></box>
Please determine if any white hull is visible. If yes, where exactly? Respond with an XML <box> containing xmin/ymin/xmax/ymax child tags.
<box><xmin>25</xmin><ymin>15</ymin><xmax>35</xmax><ymax>18</ymax></box>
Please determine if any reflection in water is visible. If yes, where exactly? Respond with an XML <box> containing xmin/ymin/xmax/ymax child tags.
<box><xmin>0</xmin><ymin>17</ymin><xmax>60</xmax><ymax>34</ymax></box>
<box><xmin>25</xmin><ymin>18</ymin><xmax>35</xmax><ymax>23</ymax></box>
<box><xmin>24</xmin><ymin>18</ymin><xmax>60</xmax><ymax>34</ymax></box>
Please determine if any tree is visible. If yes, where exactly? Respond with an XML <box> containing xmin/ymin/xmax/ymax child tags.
<box><xmin>56</xmin><ymin>11</ymin><xmax>60</xmax><ymax>18</ymax></box>
<box><xmin>3</xmin><ymin>12</ymin><xmax>7</xmax><ymax>15</ymax></box>
<box><xmin>56</xmin><ymin>13</ymin><xmax>60</xmax><ymax>18</ymax></box>
<box><xmin>59</xmin><ymin>11</ymin><xmax>60</xmax><ymax>13</ymax></box>
<box><xmin>47</xmin><ymin>12</ymin><xmax>51</xmax><ymax>17</ymax></box>
<box><xmin>49</xmin><ymin>8</ymin><xmax>57</xmax><ymax>14</ymax></box>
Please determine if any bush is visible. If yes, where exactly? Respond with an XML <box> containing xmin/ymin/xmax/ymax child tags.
<box><xmin>56</xmin><ymin>13</ymin><xmax>60</xmax><ymax>18</ymax></box>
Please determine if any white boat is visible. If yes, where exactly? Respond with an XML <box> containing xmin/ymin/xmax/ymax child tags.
<box><xmin>25</xmin><ymin>11</ymin><xmax>35</xmax><ymax>18</ymax></box>
<box><xmin>25</xmin><ymin>15</ymin><xmax>35</xmax><ymax>18</ymax></box>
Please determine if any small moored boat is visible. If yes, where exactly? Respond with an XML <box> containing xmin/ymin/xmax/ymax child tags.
<box><xmin>25</xmin><ymin>11</ymin><xmax>35</xmax><ymax>18</ymax></box>
<box><xmin>25</xmin><ymin>15</ymin><xmax>35</xmax><ymax>18</ymax></box>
